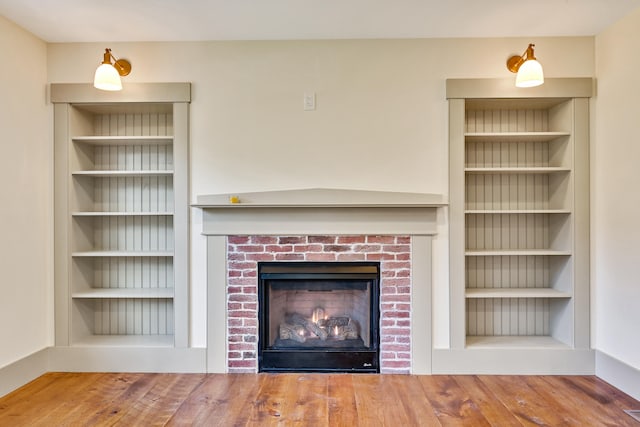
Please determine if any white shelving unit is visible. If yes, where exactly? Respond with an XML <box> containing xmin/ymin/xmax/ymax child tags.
<box><xmin>442</xmin><ymin>78</ymin><xmax>592</xmax><ymax>373</ymax></box>
<box><xmin>52</xmin><ymin>83</ymin><xmax>190</xmax><ymax>350</ymax></box>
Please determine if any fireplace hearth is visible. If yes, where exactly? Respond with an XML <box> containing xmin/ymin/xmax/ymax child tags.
<box><xmin>258</xmin><ymin>262</ymin><xmax>380</xmax><ymax>373</ymax></box>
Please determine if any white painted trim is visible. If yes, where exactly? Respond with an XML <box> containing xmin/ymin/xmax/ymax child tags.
<box><xmin>50</xmin><ymin>83</ymin><xmax>191</xmax><ymax>104</ymax></box>
<box><xmin>411</xmin><ymin>236</ymin><xmax>432</xmax><ymax>374</ymax></box>
<box><xmin>48</xmin><ymin>347</ymin><xmax>206</xmax><ymax>373</ymax></box>
<box><xmin>201</xmin><ymin>207</ymin><xmax>438</xmax><ymax>236</ymax></box>
<box><xmin>207</xmin><ymin>236</ymin><xmax>228</xmax><ymax>373</ymax></box>
<box><xmin>0</xmin><ymin>348</ymin><xmax>49</xmax><ymax>398</ymax></box>
<box><xmin>432</xmin><ymin>348</ymin><xmax>595</xmax><ymax>375</ymax></box>
<box><xmin>595</xmin><ymin>350</ymin><xmax>640</xmax><ymax>401</ymax></box>
<box><xmin>195</xmin><ymin>188</ymin><xmax>446</xmax><ymax>208</ymax></box>
<box><xmin>446</xmin><ymin>78</ymin><xmax>593</xmax><ymax>99</ymax></box>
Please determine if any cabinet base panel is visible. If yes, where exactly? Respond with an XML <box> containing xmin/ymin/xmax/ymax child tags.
<box><xmin>432</xmin><ymin>348</ymin><xmax>594</xmax><ymax>375</ymax></box>
<box><xmin>49</xmin><ymin>347</ymin><xmax>206</xmax><ymax>373</ymax></box>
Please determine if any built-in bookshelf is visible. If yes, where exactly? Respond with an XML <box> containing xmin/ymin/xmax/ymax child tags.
<box><xmin>446</xmin><ymin>79</ymin><xmax>592</xmax><ymax>372</ymax></box>
<box><xmin>52</xmin><ymin>84</ymin><xmax>190</xmax><ymax>349</ymax></box>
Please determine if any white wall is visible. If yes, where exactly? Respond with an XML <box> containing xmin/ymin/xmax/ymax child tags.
<box><xmin>0</xmin><ymin>16</ymin><xmax>51</xmax><ymax>368</ymax></box>
<box><xmin>594</xmin><ymin>9</ymin><xmax>640</xmax><ymax>370</ymax></box>
<box><xmin>47</xmin><ymin>37</ymin><xmax>594</xmax><ymax>348</ymax></box>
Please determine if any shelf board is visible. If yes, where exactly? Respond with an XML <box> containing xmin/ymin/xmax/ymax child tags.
<box><xmin>465</xmin><ymin>132</ymin><xmax>570</xmax><ymax>142</ymax></box>
<box><xmin>72</xmin><ymin>288</ymin><xmax>174</xmax><ymax>299</ymax></box>
<box><xmin>72</xmin><ymin>136</ymin><xmax>173</xmax><ymax>146</ymax></box>
<box><xmin>466</xmin><ymin>336</ymin><xmax>570</xmax><ymax>350</ymax></box>
<box><xmin>72</xmin><ymin>170</ymin><xmax>173</xmax><ymax>177</ymax></box>
<box><xmin>465</xmin><ymin>167</ymin><xmax>571</xmax><ymax>174</ymax></box>
<box><xmin>72</xmin><ymin>334</ymin><xmax>174</xmax><ymax>347</ymax></box>
<box><xmin>72</xmin><ymin>251</ymin><xmax>173</xmax><ymax>257</ymax></box>
<box><xmin>465</xmin><ymin>209</ymin><xmax>571</xmax><ymax>214</ymax></box>
<box><xmin>466</xmin><ymin>288</ymin><xmax>572</xmax><ymax>299</ymax></box>
<box><xmin>466</xmin><ymin>249</ymin><xmax>572</xmax><ymax>256</ymax></box>
<box><xmin>72</xmin><ymin>211</ymin><xmax>173</xmax><ymax>217</ymax></box>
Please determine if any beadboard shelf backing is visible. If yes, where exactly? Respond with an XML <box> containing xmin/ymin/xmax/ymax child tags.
<box><xmin>447</xmin><ymin>78</ymin><xmax>591</xmax><ymax>366</ymax></box>
<box><xmin>54</xmin><ymin>83</ymin><xmax>190</xmax><ymax>349</ymax></box>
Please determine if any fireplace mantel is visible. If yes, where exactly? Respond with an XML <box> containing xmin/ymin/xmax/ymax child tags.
<box><xmin>194</xmin><ymin>188</ymin><xmax>446</xmax><ymax>208</ymax></box>
<box><xmin>195</xmin><ymin>188</ymin><xmax>446</xmax><ymax>236</ymax></box>
<box><xmin>197</xmin><ymin>188</ymin><xmax>442</xmax><ymax>375</ymax></box>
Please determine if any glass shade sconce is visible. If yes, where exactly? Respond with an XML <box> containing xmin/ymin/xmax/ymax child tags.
<box><xmin>93</xmin><ymin>48</ymin><xmax>132</xmax><ymax>91</ymax></box>
<box><xmin>507</xmin><ymin>43</ymin><xmax>544</xmax><ymax>88</ymax></box>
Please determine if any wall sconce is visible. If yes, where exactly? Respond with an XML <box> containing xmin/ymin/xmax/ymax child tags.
<box><xmin>93</xmin><ymin>48</ymin><xmax>132</xmax><ymax>91</ymax></box>
<box><xmin>506</xmin><ymin>44</ymin><xmax>544</xmax><ymax>88</ymax></box>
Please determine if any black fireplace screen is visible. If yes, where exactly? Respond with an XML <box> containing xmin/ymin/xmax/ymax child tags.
<box><xmin>258</xmin><ymin>262</ymin><xmax>380</xmax><ymax>373</ymax></box>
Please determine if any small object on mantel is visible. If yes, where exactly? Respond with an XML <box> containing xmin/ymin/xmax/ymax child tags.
<box><xmin>229</xmin><ymin>195</ymin><xmax>240</xmax><ymax>204</ymax></box>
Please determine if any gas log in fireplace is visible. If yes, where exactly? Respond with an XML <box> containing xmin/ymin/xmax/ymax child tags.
<box><xmin>258</xmin><ymin>262</ymin><xmax>380</xmax><ymax>373</ymax></box>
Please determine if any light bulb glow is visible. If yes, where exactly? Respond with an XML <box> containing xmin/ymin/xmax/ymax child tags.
<box><xmin>94</xmin><ymin>63</ymin><xmax>122</xmax><ymax>91</ymax></box>
<box><xmin>516</xmin><ymin>59</ymin><xmax>544</xmax><ymax>88</ymax></box>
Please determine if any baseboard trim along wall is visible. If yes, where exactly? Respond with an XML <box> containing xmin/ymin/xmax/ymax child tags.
<box><xmin>48</xmin><ymin>347</ymin><xmax>207</xmax><ymax>373</ymax></box>
<box><xmin>596</xmin><ymin>350</ymin><xmax>640</xmax><ymax>401</ymax></box>
<box><xmin>432</xmin><ymin>348</ymin><xmax>596</xmax><ymax>375</ymax></box>
<box><xmin>0</xmin><ymin>348</ymin><xmax>49</xmax><ymax>398</ymax></box>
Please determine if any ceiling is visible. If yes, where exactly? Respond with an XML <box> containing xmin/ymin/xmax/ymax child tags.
<box><xmin>1</xmin><ymin>0</ymin><xmax>639</xmax><ymax>43</ymax></box>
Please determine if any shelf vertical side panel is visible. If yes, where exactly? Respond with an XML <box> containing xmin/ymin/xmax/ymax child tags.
<box><xmin>449</xmin><ymin>98</ymin><xmax>466</xmax><ymax>349</ymax></box>
<box><xmin>173</xmin><ymin>102</ymin><xmax>190</xmax><ymax>348</ymax></box>
<box><xmin>54</xmin><ymin>104</ymin><xmax>71</xmax><ymax>346</ymax></box>
<box><xmin>573</xmin><ymin>97</ymin><xmax>590</xmax><ymax>349</ymax></box>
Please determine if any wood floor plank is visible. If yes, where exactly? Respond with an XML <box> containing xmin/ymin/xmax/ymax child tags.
<box><xmin>352</xmin><ymin>374</ymin><xmax>413</xmax><ymax>426</ymax></box>
<box><xmin>209</xmin><ymin>374</ymin><xmax>263</xmax><ymax>427</ymax></box>
<box><xmin>110</xmin><ymin>373</ymin><xmax>206</xmax><ymax>426</ymax></box>
<box><xmin>30</xmin><ymin>373</ymin><xmax>142</xmax><ymax>426</ymax></box>
<box><xmin>389</xmin><ymin>375</ymin><xmax>442</xmax><ymax>426</ymax></box>
<box><xmin>479</xmin><ymin>375</ymin><xmax>577</xmax><ymax>426</ymax></box>
<box><xmin>418</xmin><ymin>375</ymin><xmax>490</xmax><ymax>426</ymax></box>
<box><xmin>285</xmin><ymin>374</ymin><xmax>329</xmax><ymax>426</ymax></box>
<box><xmin>453</xmin><ymin>375</ymin><xmax>522</xmax><ymax>426</ymax></box>
<box><xmin>327</xmin><ymin>374</ymin><xmax>359</xmax><ymax>427</ymax></box>
<box><xmin>167</xmin><ymin>374</ymin><xmax>251</xmax><ymax>425</ymax></box>
<box><xmin>0</xmin><ymin>372</ymin><xmax>64</xmax><ymax>408</ymax></box>
<box><xmin>0</xmin><ymin>372</ymin><xmax>108</xmax><ymax>426</ymax></box>
<box><xmin>83</xmin><ymin>373</ymin><xmax>169</xmax><ymax>425</ymax></box>
<box><xmin>247</xmin><ymin>373</ymin><xmax>298</xmax><ymax>425</ymax></box>
<box><xmin>530</xmin><ymin>376</ymin><xmax>635</xmax><ymax>427</ymax></box>
<box><xmin>574</xmin><ymin>376</ymin><xmax>640</xmax><ymax>412</ymax></box>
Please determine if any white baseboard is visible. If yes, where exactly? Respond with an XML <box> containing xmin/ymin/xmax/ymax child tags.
<box><xmin>48</xmin><ymin>347</ymin><xmax>207</xmax><ymax>373</ymax></box>
<box><xmin>432</xmin><ymin>348</ymin><xmax>595</xmax><ymax>375</ymax></box>
<box><xmin>0</xmin><ymin>348</ymin><xmax>49</xmax><ymax>398</ymax></box>
<box><xmin>595</xmin><ymin>350</ymin><xmax>640</xmax><ymax>401</ymax></box>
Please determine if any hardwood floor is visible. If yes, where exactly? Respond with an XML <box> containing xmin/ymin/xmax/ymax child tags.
<box><xmin>0</xmin><ymin>373</ymin><xmax>638</xmax><ymax>426</ymax></box>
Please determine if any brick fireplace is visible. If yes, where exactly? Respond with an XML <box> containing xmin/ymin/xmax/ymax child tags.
<box><xmin>227</xmin><ymin>235</ymin><xmax>411</xmax><ymax>373</ymax></box>
<box><xmin>195</xmin><ymin>188</ymin><xmax>444</xmax><ymax>375</ymax></box>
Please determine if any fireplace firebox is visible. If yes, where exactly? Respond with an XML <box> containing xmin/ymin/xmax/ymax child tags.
<box><xmin>258</xmin><ymin>262</ymin><xmax>380</xmax><ymax>373</ymax></box>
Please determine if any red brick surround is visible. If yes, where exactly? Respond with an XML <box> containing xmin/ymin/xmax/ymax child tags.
<box><xmin>226</xmin><ymin>235</ymin><xmax>412</xmax><ymax>374</ymax></box>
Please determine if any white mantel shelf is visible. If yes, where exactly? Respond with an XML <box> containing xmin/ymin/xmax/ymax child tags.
<box><xmin>194</xmin><ymin>188</ymin><xmax>446</xmax><ymax>236</ymax></box>
<box><xmin>193</xmin><ymin>188</ymin><xmax>446</xmax><ymax>208</ymax></box>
